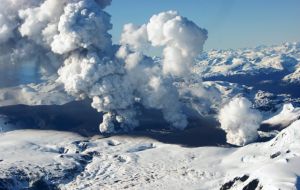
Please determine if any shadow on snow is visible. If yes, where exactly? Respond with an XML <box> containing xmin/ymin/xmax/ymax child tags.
<box><xmin>0</xmin><ymin>100</ymin><xmax>228</xmax><ymax>148</ymax></box>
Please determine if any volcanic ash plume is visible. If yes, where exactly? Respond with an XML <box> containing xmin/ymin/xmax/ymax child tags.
<box><xmin>0</xmin><ymin>1</ymin><xmax>208</xmax><ymax>133</ymax></box>
<box><xmin>218</xmin><ymin>97</ymin><xmax>263</xmax><ymax>146</ymax></box>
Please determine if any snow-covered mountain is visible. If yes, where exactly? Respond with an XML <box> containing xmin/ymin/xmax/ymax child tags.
<box><xmin>191</xmin><ymin>42</ymin><xmax>300</xmax><ymax>101</ymax></box>
<box><xmin>194</xmin><ymin>42</ymin><xmax>300</xmax><ymax>80</ymax></box>
<box><xmin>284</xmin><ymin>66</ymin><xmax>300</xmax><ymax>84</ymax></box>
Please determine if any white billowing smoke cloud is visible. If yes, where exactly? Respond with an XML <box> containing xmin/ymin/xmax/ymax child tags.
<box><xmin>0</xmin><ymin>0</ymin><xmax>208</xmax><ymax>133</ymax></box>
<box><xmin>218</xmin><ymin>97</ymin><xmax>263</xmax><ymax>146</ymax></box>
<box><xmin>51</xmin><ymin>1</ymin><xmax>113</xmax><ymax>55</ymax></box>
<box><xmin>120</xmin><ymin>24</ymin><xmax>149</xmax><ymax>52</ymax></box>
<box><xmin>121</xmin><ymin>11</ymin><xmax>208</xmax><ymax>77</ymax></box>
<box><xmin>0</xmin><ymin>0</ymin><xmax>40</xmax><ymax>43</ymax></box>
<box><xmin>0</xmin><ymin>0</ymin><xmax>64</xmax><ymax>76</ymax></box>
<box><xmin>0</xmin><ymin>14</ymin><xmax>14</xmax><ymax>43</ymax></box>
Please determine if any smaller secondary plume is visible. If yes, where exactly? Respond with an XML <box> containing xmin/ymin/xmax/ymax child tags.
<box><xmin>218</xmin><ymin>97</ymin><xmax>262</xmax><ymax>146</ymax></box>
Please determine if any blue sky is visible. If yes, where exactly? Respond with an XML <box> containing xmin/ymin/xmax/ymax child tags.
<box><xmin>107</xmin><ymin>0</ymin><xmax>300</xmax><ymax>51</ymax></box>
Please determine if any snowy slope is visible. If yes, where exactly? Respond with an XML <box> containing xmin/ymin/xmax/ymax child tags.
<box><xmin>0</xmin><ymin>120</ymin><xmax>300</xmax><ymax>190</ymax></box>
<box><xmin>284</xmin><ymin>66</ymin><xmax>300</xmax><ymax>84</ymax></box>
<box><xmin>262</xmin><ymin>103</ymin><xmax>300</xmax><ymax>128</ymax></box>
<box><xmin>0</xmin><ymin>130</ymin><xmax>86</xmax><ymax>189</ymax></box>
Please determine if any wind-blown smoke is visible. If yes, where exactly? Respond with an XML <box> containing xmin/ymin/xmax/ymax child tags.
<box><xmin>0</xmin><ymin>0</ymin><xmax>208</xmax><ymax>133</ymax></box>
<box><xmin>218</xmin><ymin>97</ymin><xmax>262</xmax><ymax>146</ymax></box>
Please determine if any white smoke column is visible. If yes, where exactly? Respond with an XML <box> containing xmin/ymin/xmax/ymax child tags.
<box><xmin>218</xmin><ymin>97</ymin><xmax>262</xmax><ymax>146</ymax></box>
<box><xmin>13</xmin><ymin>0</ymin><xmax>137</xmax><ymax>133</ymax></box>
<box><xmin>117</xmin><ymin>11</ymin><xmax>208</xmax><ymax>130</ymax></box>
<box><xmin>50</xmin><ymin>0</ymin><xmax>137</xmax><ymax>133</ymax></box>
<box><xmin>51</xmin><ymin>0</ymin><xmax>140</xmax><ymax>133</ymax></box>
